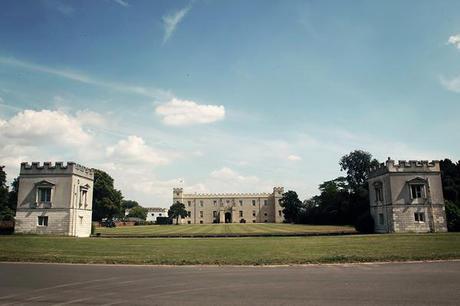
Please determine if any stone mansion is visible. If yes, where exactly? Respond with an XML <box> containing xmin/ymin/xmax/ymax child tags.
<box><xmin>173</xmin><ymin>187</ymin><xmax>285</xmax><ymax>224</ymax></box>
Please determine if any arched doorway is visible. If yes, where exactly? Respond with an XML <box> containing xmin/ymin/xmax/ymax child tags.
<box><xmin>225</xmin><ymin>212</ymin><xmax>232</xmax><ymax>223</ymax></box>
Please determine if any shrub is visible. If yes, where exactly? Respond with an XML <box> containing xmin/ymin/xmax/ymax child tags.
<box><xmin>354</xmin><ymin>212</ymin><xmax>374</xmax><ymax>233</ymax></box>
<box><xmin>156</xmin><ymin>217</ymin><xmax>172</xmax><ymax>225</ymax></box>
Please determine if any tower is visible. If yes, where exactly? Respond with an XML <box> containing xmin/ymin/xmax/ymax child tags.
<box><xmin>367</xmin><ymin>158</ymin><xmax>447</xmax><ymax>233</ymax></box>
<box><xmin>14</xmin><ymin>162</ymin><xmax>94</xmax><ymax>237</ymax></box>
<box><xmin>273</xmin><ymin>187</ymin><xmax>284</xmax><ymax>223</ymax></box>
<box><xmin>173</xmin><ymin>187</ymin><xmax>184</xmax><ymax>204</ymax></box>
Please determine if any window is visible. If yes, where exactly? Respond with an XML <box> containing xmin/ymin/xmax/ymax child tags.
<box><xmin>213</xmin><ymin>211</ymin><xmax>217</xmax><ymax>218</ymax></box>
<box><xmin>200</xmin><ymin>220</ymin><xmax>203</xmax><ymax>224</ymax></box>
<box><xmin>278</xmin><ymin>210</ymin><xmax>282</xmax><ymax>217</ymax></box>
<box><xmin>253</xmin><ymin>220</ymin><xmax>256</xmax><ymax>223</ymax></box>
<box><xmin>187</xmin><ymin>211</ymin><xmax>191</xmax><ymax>217</ymax></box>
<box><xmin>213</xmin><ymin>200</ymin><xmax>217</xmax><ymax>206</ymax></box>
<box><xmin>38</xmin><ymin>216</ymin><xmax>48</xmax><ymax>226</ymax></box>
<box><xmin>79</xmin><ymin>216</ymin><xmax>83</xmax><ymax>225</ymax></box>
<box><xmin>375</xmin><ymin>186</ymin><xmax>383</xmax><ymax>202</ymax></box>
<box><xmin>80</xmin><ymin>189</ymin><xmax>88</xmax><ymax>207</ymax></box>
<box><xmin>187</xmin><ymin>220</ymin><xmax>191</xmax><ymax>224</ymax></box>
<box><xmin>188</xmin><ymin>201</ymin><xmax>191</xmax><ymax>207</ymax></box>
<box><xmin>239</xmin><ymin>211</ymin><xmax>243</xmax><ymax>217</ymax></box>
<box><xmin>252</xmin><ymin>200</ymin><xmax>256</xmax><ymax>206</ymax></box>
<box><xmin>264</xmin><ymin>220</ymin><xmax>268</xmax><ymax>223</ymax></box>
<box><xmin>151</xmin><ymin>213</ymin><xmax>155</xmax><ymax>216</ymax></box>
<box><xmin>200</xmin><ymin>201</ymin><xmax>203</xmax><ymax>207</ymax></box>
<box><xmin>252</xmin><ymin>211</ymin><xmax>256</xmax><ymax>217</ymax></box>
<box><xmin>38</xmin><ymin>187</ymin><xmax>51</xmax><ymax>202</ymax></box>
<box><xmin>264</xmin><ymin>213</ymin><xmax>267</xmax><ymax>216</ymax></box>
<box><xmin>239</xmin><ymin>200</ymin><xmax>243</xmax><ymax>206</ymax></box>
<box><xmin>200</xmin><ymin>211</ymin><xmax>203</xmax><ymax>218</ymax></box>
<box><xmin>410</xmin><ymin>184</ymin><xmax>424</xmax><ymax>199</ymax></box>
<box><xmin>226</xmin><ymin>200</ymin><xmax>230</xmax><ymax>204</ymax></box>
<box><xmin>378</xmin><ymin>213</ymin><xmax>384</xmax><ymax>225</ymax></box>
<box><xmin>159</xmin><ymin>213</ymin><xmax>162</xmax><ymax>217</ymax></box>
<box><xmin>264</xmin><ymin>200</ymin><xmax>267</xmax><ymax>206</ymax></box>
<box><xmin>414</xmin><ymin>212</ymin><xmax>425</xmax><ymax>222</ymax></box>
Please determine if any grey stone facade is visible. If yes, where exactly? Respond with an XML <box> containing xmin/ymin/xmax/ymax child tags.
<box><xmin>172</xmin><ymin>187</ymin><xmax>284</xmax><ymax>224</ymax></box>
<box><xmin>14</xmin><ymin>162</ymin><xmax>94</xmax><ymax>237</ymax></box>
<box><xmin>367</xmin><ymin>159</ymin><xmax>447</xmax><ymax>233</ymax></box>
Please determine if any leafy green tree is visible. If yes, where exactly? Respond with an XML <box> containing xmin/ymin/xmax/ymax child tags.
<box><xmin>445</xmin><ymin>201</ymin><xmax>460</xmax><ymax>232</ymax></box>
<box><xmin>168</xmin><ymin>201</ymin><xmax>187</xmax><ymax>225</ymax></box>
<box><xmin>0</xmin><ymin>166</ymin><xmax>14</xmax><ymax>221</ymax></box>
<box><xmin>280</xmin><ymin>190</ymin><xmax>303</xmax><ymax>223</ymax></box>
<box><xmin>127</xmin><ymin>205</ymin><xmax>148</xmax><ymax>220</ymax></box>
<box><xmin>339</xmin><ymin>150</ymin><xmax>379</xmax><ymax>194</ymax></box>
<box><xmin>440</xmin><ymin>159</ymin><xmax>460</xmax><ymax>232</ymax></box>
<box><xmin>92</xmin><ymin>169</ymin><xmax>123</xmax><ymax>221</ymax></box>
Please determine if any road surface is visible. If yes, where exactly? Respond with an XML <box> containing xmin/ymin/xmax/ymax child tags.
<box><xmin>0</xmin><ymin>261</ymin><xmax>459</xmax><ymax>305</ymax></box>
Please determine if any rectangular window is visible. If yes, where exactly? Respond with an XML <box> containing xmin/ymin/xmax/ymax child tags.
<box><xmin>375</xmin><ymin>187</ymin><xmax>383</xmax><ymax>202</ymax></box>
<box><xmin>414</xmin><ymin>212</ymin><xmax>425</xmax><ymax>222</ymax></box>
<box><xmin>264</xmin><ymin>212</ymin><xmax>267</xmax><ymax>216</ymax></box>
<box><xmin>378</xmin><ymin>213</ymin><xmax>384</xmax><ymax>225</ymax></box>
<box><xmin>213</xmin><ymin>211</ymin><xmax>217</xmax><ymax>218</ymax></box>
<box><xmin>200</xmin><ymin>211</ymin><xmax>203</xmax><ymax>218</ymax></box>
<box><xmin>278</xmin><ymin>210</ymin><xmax>282</xmax><ymax>217</ymax></box>
<box><xmin>39</xmin><ymin>188</ymin><xmax>51</xmax><ymax>202</ymax></box>
<box><xmin>187</xmin><ymin>211</ymin><xmax>191</xmax><ymax>217</ymax></box>
<box><xmin>252</xmin><ymin>200</ymin><xmax>256</xmax><ymax>206</ymax></box>
<box><xmin>200</xmin><ymin>201</ymin><xmax>203</xmax><ymax>207</ymax></box>
<box><xmin>239</xmin><ymin>211</ymin><xmax>243</xmax><ymax>217</ymax></box>
<box><xmin>252</xmin><ymin>210</ymin><xmax>256</xmax><ymax>217</ymax></box>
<box><xmin>79</xmin><ymin>216</ymin><xmax>83</xmax><ymax>225</ymax></box>
<box><xmin>200</xmin><ymin>220</ymin><xmax>203</xmax><ymax>224</ymax></box>
<box><xmin>239</xmin><ymin>200</ymin><xmax>243</xmax><ymax>206</ymax></box>
<box><xmin>253</xmin><ymin>220</ymin><xmax>256</xmax><ymax>223</ymax></box>
<box><xmin>264</xmin><ymin>200</ymin><xmax>267</xmax><ymax>206</ymax></box>
<box><xmin>213</xmin><ymin>200</ymin><xmax>217</xmax><ymax>206</ymax></box>
<box><xmin>38</xmin><ymin>216</ymin><xmax>48</xmax><ymax>226</ymax></box>
<box><xmin>188</xmin><ymin>201</ymin><xmax>191</xmax><ymax>207</ymax></box>
<box><xmin>411</xmin><ymin>185</ymin><xmax>424</xmax><ymax>199</ymax></box>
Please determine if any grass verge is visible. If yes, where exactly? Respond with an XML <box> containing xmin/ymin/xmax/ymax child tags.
<box><xmin>1</xmin><ymin>233</ymin><xmax>459</xmax><ymax>265</ymax></box>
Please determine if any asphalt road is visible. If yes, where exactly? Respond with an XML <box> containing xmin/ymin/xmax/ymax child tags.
<box><xmin>0</xmin><ymin>261</ymin><xmax>459</xmax><ymax>305</ymax></box>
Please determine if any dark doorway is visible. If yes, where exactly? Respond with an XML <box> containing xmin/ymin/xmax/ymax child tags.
<box><xmin>225</xmin><ymin>212</ymin><xmax>232</xmax><ymax>223</ymax></box>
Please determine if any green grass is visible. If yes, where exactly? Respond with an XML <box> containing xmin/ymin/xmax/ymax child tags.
<box><xmin>1</xmin><ymin>233</ymin><xmax>460</xmax><ymax>265</ymax></box>
<box><xmin>95</xmin><ymin>223</ymin><xmax>355</xmax><ymax>236</ymax></box>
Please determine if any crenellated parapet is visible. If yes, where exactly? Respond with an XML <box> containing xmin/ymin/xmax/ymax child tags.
<box><xmin>182</xmin><ymin>192</ymin><xmax>272</xmax><ymax>198</ymax></box>
<box><xmin>20</xmin><ymin>162</ymin><xmax>94</xmax><ymax>180</ymax></box>
<box><xmin>368</xmin><ymin>158</ymin><xmax>440</xmax><ymax>178</ymax></box>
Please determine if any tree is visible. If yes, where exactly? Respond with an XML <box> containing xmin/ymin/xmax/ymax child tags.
<box><xmin>339</xmin><ymin>150</ymin><xmax>379</xmax><ymax>194</ymax></box>
<box><xmin>92</xmin><ymin>169</ymin><xmax>123</xmax><ymax>221</ymax></box>
<box><xmin>168</xmin><ymin>201</ymin><xmax>187</xmax><ymax>225</ymax></box>
<box><xmin>127</xmin><ymin>205</ymin><xmax>148</xmax><ymax>220</ymax></box>
<box><xmin>440</xmin><ymin>160</ymin><xmax>460</xmax><ymax>232</ymax></box>
<box><xmin>120</xmin><ymin>200</ymin><xmax>139</xmax><ymax>218</ymax></box>
<box><xmin>280</xmin><ymin>190</ymin><xmax>303</xmax><ymax>223</ymax></box>
<box><xmin>0</xmin><ymin>166</ymin><xmax>14</xmax><ymax>221</ymax></box>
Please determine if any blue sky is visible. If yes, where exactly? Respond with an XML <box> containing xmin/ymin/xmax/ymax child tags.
<box><xmin>1</xmin><ymin>0</ymin><xmax>460</xmax><ymax>206</ymax></box>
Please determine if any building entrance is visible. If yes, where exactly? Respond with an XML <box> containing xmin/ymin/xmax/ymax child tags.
<box><xmin>225</xmin><ymin>212</ymin><xmax>232</xmax><ymax>223</ymax></box>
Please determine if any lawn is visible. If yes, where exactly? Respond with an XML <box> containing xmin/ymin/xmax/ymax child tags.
<box><xmin>95</xmin><ymin>223</ymin><xmax>356</xmax><ymax>237</ymax></box>
<box><xmin>1</xmin><ymin>233</ymin><xmax>459</xmax><ymax>265</ymax></box>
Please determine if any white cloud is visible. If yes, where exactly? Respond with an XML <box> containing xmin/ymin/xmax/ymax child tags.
<box><xmin>0</xmin><ymin>56</ymin><xmax>171</xmax><ymax>100</ymax></box>
<box><xmin>112</xmin><ymin>0</ymin><xmax>129</xmax><ymax>7</ymax></box>
<box><xmin>440</xmin><ymin>75</ymin><xmax>460</xmax><ymax>93</ymax></box>
<box><xmin>287</xmin><ymin>154</ymin><xmax>302</xmax><ymax>161</ymax></box>
<box><xmin>210</xmin><ymin>167</ymin><xmax>259</xmax><ymax>183</ymax></box>
<box><xmin>162</xmin><ymin>5</ymin><xmax>191</xmax><ymax>44</ymax></box>
<box><xmin>106</xmin><ymin>135</ymin><xmax>170</xmax><ymax>166</ymax></box>
<box><xmin>0</xmin><ymin>109</ymin><xmax>92</xmax><ymax>147</ymax></box>
<box><xmin>76</xmin><ymin>110</ymin><xmax>107</xmax><ymax>127</ymax></box>
<box><xmin>155</xmin><ymin>98</ymin><xmax>225</xmax><ymax>126</ymax></box>
<box><xmin>448</xmin><ymin>34</ymin><xmax>460</xmax><ymax>49</ymax></box>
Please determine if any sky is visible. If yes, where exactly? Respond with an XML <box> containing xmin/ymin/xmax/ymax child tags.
<box><xmin>0</xmin><ymin>0</ymin><xmax>460</xmax><ymax>207</ymax></box>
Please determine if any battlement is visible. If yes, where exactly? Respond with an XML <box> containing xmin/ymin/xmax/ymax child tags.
<box><xmin>368</xmin><ymin>158</ymin><xmax>440</xmax><ymax>178</ymax></box>
<box><xmin>182</xmin><ymin>192</ymin><xmax>272</xmax><ymax>198</ymax></box>
<box><xmin>20</xmin><ymin>162</ymin><xmax>94</xmax><ymax>180</ymax></box>
<box><xmin>273</xmin><ymin>186</ymin><xmax>284</xmax><ymax>194</ymax></box>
